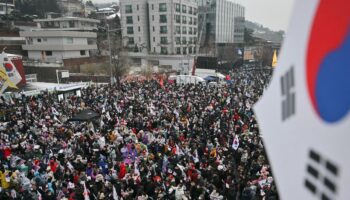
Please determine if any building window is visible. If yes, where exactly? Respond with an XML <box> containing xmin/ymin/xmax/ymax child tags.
<box><xmin>161</xmin><ymin>47</ymin><xmax>168</xmax><ymax>54</ymax></box>
<box><xmin>193</xmin><ymin>8</ymin><xmax>197</xmax><ymax>15</ymax></box>
<box><xmin>183</xmin><ymin>47</ymin><xmax>187</xmax><ymax>55</ymax></box>
<box><xmin>159</xmin><ymin>3</ymin><xmax>167</xmax><ymax>12</ymax></box>
<box><xmin>37</xmin><ymin>38</ymin><xmax>41</xmax><ymax>42</ymax></box>
<box><xmin>87</xmin><ymin>38</ymin><xmax>95</xmax><ymax>45</ymax></box>
<box><xmin>127</xmin><ymin>27</ymin><xmax>134</xmax><ymax>34</ymax></box>
<box><xmin>152</xmin><ymin>15</ymin><xmax>154</xmax><ymax>21</ymax></box>
<box><xmin>176</xmin><ymin>26</ymin><xmax>181</xmax><ymax>34</ymax></box>
<box><xmin>189</xmin><ymin>27</ymin><xmax>193</xmax><ymax>35</ymax></box>
<box><xmin>45</xmin><ymin>51</ymin><xmax>52</xmax><ymax>56</ymax></box>
<box><xmin>151</xmin><ymin>4</ymin><xmax>154</xmax><ymax>10</ymax></box>
<box><xmin>182</xmin><ymin>5</ymin><xmax>186</xmax><ymax>13</ymax></box>
<box><xmin>175</xmin><ymin>37</ymin><xmax>180</xmax><ymax>45</ymax></box>
<box><xmin>153</xmin><ymin>37</ymin><xmax>155</xmax><ymax>42</ymax></box>
<box><xmin>27</xmin><ymin>38</ymin><xmax>33</xmax><ymax>44</ymax></box>
<box><xmin>126</xmin><ymin>16</ymin><xmax>133</xmax><ymax>24</ymax></box>
<box><xmin>182</xmin><ymin>37</ymin><xmax>187</xmax><ymax>44</ymax></box>
<box><xmin>189</xmin><ymin>47</ymin><xmax>192</xmax><ymax>54</ymax></box>
<box><xmin>138</xmin><ymin>26</ymin><xmax>141</xmax><ymax>32</ymax></box>
<box><xmin>193</xmin><ymin>48</ymin><xmax>196</xmax><ymax>54</ymax></box>
<box><xmin>153</xmin><ymin>47</ymin><xmax>156</xmax><ymax>52</ymax></box>
<box><xmin>153</xmin><ymin>26</ymin><xmax>155</xmax><ymax>32</ymax></box>
<box><xmin>69</xmin><ymin>21</ymin><xmax>74</xmax><ymax>28</ymax></box>
<box><xmin>189</xmin><ymin>17</ymin><xmax>192</xmax><ymax>25</ymax></box>
<box><xmin>137</xmin><ymin>5</ymin><xmax>139</xmax><ymax>10</ymax></box>
<box><xmin>160</xmin><ymin>26</ymin><xmax>167</xmax><ymax>34</ymax></box>
<box><xmin>189</xmin><ymin>7</ymin><xmax>193</xmax><ymax>14</ymax></box>
<box><xmin>194</xmin><ymin>28</ymin><xmax>197</xmax><ymax>35</ymax></box>
<box><xmin>175</xmin><ymin>4</ymin><xmax>180</xmax><ymax>12</ymax></box>
<box><xmin>65</xmin><ymin>37</ymin><xmax>73</xmax><ymax>44</ymax></box>
<box><xmin>194</xmin><ymin>18</ymin><xmax>197</xmax><ymax>25</ymax></box>
<box><xmin>160</xmin><ymin>15</ymin><xmax>167</xmax><ymax>23</ymax></box>
<box><xmin>175</xmin><ymin>15</ymin><xmax>180</xmax><ymax>23</ymax></box>
<box><xmin>80</xmin><ymin>50</ymin><xmax>86</xmax><ymax>56</ymax></box>
<box><xmin>176</xmin><ymin>47</ymin><xmax>181</xmax><ymax>54</ymax></box>
<box><xmin>160</xmin><ymin>37</ymin><xmax>168</xmax><ymax>44</ymax></box>
<box><xmin>182</xmin><ymin>26</ymin><xmax>187</xmax><ymax>34</ymax></box>
<box><xmin>128</xmin><ymin>37</ymin><xmax>134</xmax><ymax>45</ymax></box>
<box><xmin>125</xmin><ymin>5</ymin><xmax>132</xmax><ymax>13</ymax></box>
<box><xmin>137</xmin><ymin>16</ymin><xmax>140</xmax><ymax>21</ymax></box>
<box><xmin>182</xmin><ymin>16</ymin><xmax>186</xmax><ymax>24</ymax></box>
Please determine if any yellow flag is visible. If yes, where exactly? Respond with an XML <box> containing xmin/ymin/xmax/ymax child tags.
<box><xmin>272</xmin><ymin>50</ymin><xmax>278</xmax><ymax>68</ymax></box>
<box><xmin>0</xmin><ymin>65</ymin><xmax>18</xmax><ymax>90</ymax></box>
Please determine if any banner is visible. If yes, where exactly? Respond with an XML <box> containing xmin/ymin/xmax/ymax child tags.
<box><xmin>254</xmin><ymin>0</ymin><xmax>350</xmax><ymax>199</ymax></box>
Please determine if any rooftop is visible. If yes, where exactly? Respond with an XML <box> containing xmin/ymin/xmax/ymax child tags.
<box><xmin>34</xmin><ymin>16</ymin><xmax>100</xmax><ymax>24</ymax></box>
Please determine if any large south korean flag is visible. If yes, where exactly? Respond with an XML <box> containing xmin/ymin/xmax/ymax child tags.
<box><xmin>254</xmin><ymin>0</ymin><xmax>350</xmax><ymax>200</ymax></box>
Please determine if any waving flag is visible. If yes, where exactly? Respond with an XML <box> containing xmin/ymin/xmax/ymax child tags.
<box><xmin>83</xmin><ymin>182</ymin><xmax>90</xmax><ymax>200</ymax></box>
<box><xmin>231</xmin><ymin>135</ymin><xmax>239</xmax><ymax>150</ymax></box>
<box><xmin>113</xmin><ymin>185</ymin><xmax>119</xmax><ymax>200</ymax></box>
<box><xmin>272</xmin><ymin>50</ymin><xmax>278</xmax><ymax>68</ymax></box>
<box><xmin>0</xmin><ymin>52</ymin><xmax>22</xmax><ymax>94</ymax></box>
<box><xmin>0</xmin><ymin>65</ymin><xmax>17</xmax><ymax>92</ymax></box>
<box><xmin>254</xmin><ymin>0</ymin><xmax>350</xmax><ymax>200</ymax></box>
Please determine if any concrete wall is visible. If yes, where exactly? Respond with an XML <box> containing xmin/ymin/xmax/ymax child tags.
<box><xmin>24</xmin><ymin>56</ymin><xmax>110</xmax><ymax>82</ymax></box>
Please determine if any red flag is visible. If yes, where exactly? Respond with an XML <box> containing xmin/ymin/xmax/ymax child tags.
<box><xmin>159</xmin><ymin>78</ymin><xmax>164</xmax><ymax>87</ymax></box>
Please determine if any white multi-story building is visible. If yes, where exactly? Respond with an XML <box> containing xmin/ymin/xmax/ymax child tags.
<box><xmin>20</xmin><ymin>17</ymin><xmax>100</xmax><ymax>62</ymax></box>
<box><xmin>120</xmin><ymin>0</ymin><xmax>149</xmax><ymax>53</ymax></box>
<box><xmin>0</xmin><ymin>0</ymin><xmax>14</xmax><ymax>15</ymax></box>
<box><xmin>120</xmin><ymin>0</ymin><xmax>198</xmax><ymax>55</ymax></box>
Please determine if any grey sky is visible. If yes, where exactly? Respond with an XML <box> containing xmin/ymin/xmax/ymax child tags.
<box><xmin>237</xmin><ymin>0</ymin><xmax>295</xmax><ymax>31</ymax></box>
<box><xmin>91</xmin><ymin>0</ymin><xmax>295</xmax><ymax>31</ymax></box>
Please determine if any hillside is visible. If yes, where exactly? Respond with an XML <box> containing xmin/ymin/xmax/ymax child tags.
<box><xmin>245</xmin><ymin>20</ymin><xmax>285</xmax><ymax>43</ymax></box>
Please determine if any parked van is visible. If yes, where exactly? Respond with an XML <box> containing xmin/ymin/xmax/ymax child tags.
<box><xmin>168</xmin><ymin>75</ymin><xmax>205</xmax><ymax>85</ymax></box>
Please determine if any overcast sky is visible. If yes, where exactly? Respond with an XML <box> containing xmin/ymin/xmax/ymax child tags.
<box><xmin>91</xmin><ymin>0</ymin><xmax>295</xmax><ymax>31</ymax></box>
<box><xmin>237</xmin><ymin>0</ymin><xmax>295</xmax><ymax>31</ymax></box>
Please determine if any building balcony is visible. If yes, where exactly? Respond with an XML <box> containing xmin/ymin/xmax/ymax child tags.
<box><xmin>22</xmin><ymin>44</ymin><xmax>98</xmax><ymax>51</ymax></box>
<box><xmin>20</xmin><ymin>31</ymin><xmax>97</xmax><ymax>38</ymax></box>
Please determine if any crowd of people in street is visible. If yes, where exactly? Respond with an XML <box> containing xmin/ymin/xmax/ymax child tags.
<box><xmin>0</xmin><ymin>69</ymin><xmax>278</xmax><ymax>200</ymax></box>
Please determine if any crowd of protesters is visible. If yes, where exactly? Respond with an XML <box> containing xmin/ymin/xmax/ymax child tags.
<box><xmin>0</xmin><ymin>69</ymin><xmax>278</xmax><ymax>200</ymax></box>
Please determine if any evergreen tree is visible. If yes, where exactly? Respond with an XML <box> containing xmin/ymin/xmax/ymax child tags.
<box><xmin>16</xmin><ymin>0</ymin><xmax>60</xmax><ymax>17</ymax></box>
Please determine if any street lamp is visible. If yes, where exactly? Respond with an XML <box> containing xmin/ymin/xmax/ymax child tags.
<box><xmin>106</xmin><ymin>24</ymin><xmax>123</xmax><ymax>85</ymax></box>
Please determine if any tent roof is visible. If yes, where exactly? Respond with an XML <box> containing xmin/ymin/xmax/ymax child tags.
<box><xmin>68</xmin><ymin>109</ymin><xmax>100</xmax><ymax>122</ymax></box>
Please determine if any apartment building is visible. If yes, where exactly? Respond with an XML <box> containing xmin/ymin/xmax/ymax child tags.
<box><xmin>20</xmin><ymin>16</ymin><xmax>100</xmax><ymax>62</ymax></box>
<box><xmin>120</xmin><ymin>0</ymin><xmax>198</xmax><ymax>55</ymax></box>
<box><xmin>198</xmin><ymin>0</ymin><xmax>245</xmax><ymax>54</ymax></box>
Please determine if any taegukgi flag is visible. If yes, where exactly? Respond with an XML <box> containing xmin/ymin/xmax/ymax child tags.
<box><xmin>0</xmin><ymin>52</ymin><xmax>22</xmax><ymax>94</ymax></box>
<box><xmin>254</xmin><ymin>0</ymin><xmax>350</xmax><ymax>200</ymax></box>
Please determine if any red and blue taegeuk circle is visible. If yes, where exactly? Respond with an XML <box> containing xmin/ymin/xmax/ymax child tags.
<box><xmin>306</xmin><ymin>0</ymin><xmax>350</xmax><ymax>123</ymax></box>
<box><xmin>4</xmin><ymin>63</ymin><xmax>13</xmax><ymax>72</ymax></box>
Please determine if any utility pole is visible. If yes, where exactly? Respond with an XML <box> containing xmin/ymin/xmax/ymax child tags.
<box><xmin>106</xmin><ymin>24</ymin><xmax>123</xmax><ymax>85</ymax></box>
<box><xmin>107</xmin><ymin>24</ymin><xmax>113</xmax><ymax>85</ymax></box>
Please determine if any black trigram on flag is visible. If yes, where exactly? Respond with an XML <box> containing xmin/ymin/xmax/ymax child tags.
<box><xmin>305</xmin><ymin>149</ymin><xmax>339</xmax><ymax>200</ymax></box>
<box><xmin>281</xmin><ymin>66</ymin><xmax>295</xmax><ymax>121</ymax></box>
